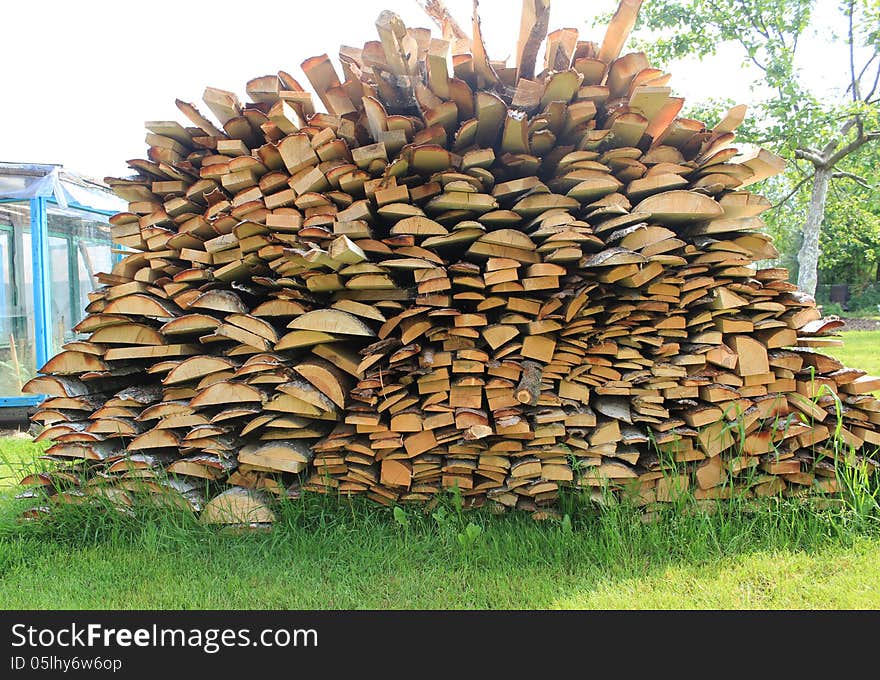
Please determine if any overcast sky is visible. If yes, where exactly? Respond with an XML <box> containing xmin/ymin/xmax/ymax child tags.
<box><xmin>0</xmin><ymin>0</ymin><xmax>853</xmax><ymax>180</ymax></box>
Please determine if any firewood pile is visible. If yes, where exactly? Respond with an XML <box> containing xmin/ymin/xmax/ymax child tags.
<box><xmin>19</xmin><ymin>0</ymin><xmax>880</xmax><ymax>525</ymax></box>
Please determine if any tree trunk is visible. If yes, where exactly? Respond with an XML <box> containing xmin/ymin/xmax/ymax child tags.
<box><xmin>796</xmin><ymin>165</ymin><xmax>832</xmax><ymax>297</ymax></box>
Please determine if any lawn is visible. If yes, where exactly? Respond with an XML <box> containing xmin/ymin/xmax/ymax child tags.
<box><xmin>0</xmin><ymin>331</ymin><xmax>878</xmax><ymax>610</ymax></box>
<box><xmin>0</xmin><ymin>469</ymin><xmax>878</xmax><ymax>609</ymax></box>
<box><xmin>825</xmin><ymin>330</ymin><xmax>880</xmax><ymax>377</ymax></box>
<box><xmin>0</xmin><ymin>435</ymin><xmax>48</xmax><ymax>490</ymax></box>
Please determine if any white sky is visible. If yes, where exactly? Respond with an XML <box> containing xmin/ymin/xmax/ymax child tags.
<box><xmin>0</xmin><ymin>0</ymin><xmax>856</xmax><ymax>180</ymax></box>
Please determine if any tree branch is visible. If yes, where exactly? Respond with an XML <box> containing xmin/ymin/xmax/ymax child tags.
<box><xmin>865</xmin><ymin>59</ymin><xmax>880</xmax><ymax>102</ymax></box>
<box><xmin>734</xmin><ymin>0</ymin><xmax>770</xmax><ymax>40</ymax></box>
<box><xmin>795</xmin><ymin>148</ymin><xmax>826</xmax><ymax>166</ymax></box>
<box><xmin>771</xmin><ymin>173</ymin><xmax>813</xmax><ymax>210</ymax></box>
<box><xmin>729</xmin><ymin>32</ymin><xmax>768</xmax><ymax>74</ymax></box>
<box><xmin>847</xmin><ymin>0</ymin><xmax>859</xmax><ymax>102</ymax></box>
<box><xmin>769</xmin><ymin>7</ymin><xmax>791</xmax><ymax>52</ymax></box>
<box><xmin>414</xmin><ymin>0</ymin><xmax>470</xmax><ymax>41</ymax></box>
<box><xmin>854</xmin><ymin>52</ymin><xmax>878</xmax><ymax>90</ymax></box>
<box><xmin>729</xmin><ymin>1</ymin><xmax>773</xmax><ymax>74</ymax></box>
<box><xmin>821</xmin><ymin>117</ymin><xmax>858</xmax><ymax>159</ymax></box>
<box><xmin>827</xmin><ymin>130</ymin><xmax>880</xmax><ymax>167</ymax></box>
<box><xmin>832</xmin><ymin>171</ymin><xmax>873</xmax><ymax>189</ymax></box>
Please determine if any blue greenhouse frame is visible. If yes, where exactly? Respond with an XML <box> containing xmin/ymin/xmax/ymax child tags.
<box><xmin>0</xmin><ymin>196</ymin><xmax>117</xmax><ymax>408</ymax></box>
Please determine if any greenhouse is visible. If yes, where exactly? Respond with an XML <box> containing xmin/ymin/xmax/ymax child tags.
<box><xmin>0</xmin><ymin>162</ymin><xmax>124</xmax><ymax>413</ymax></box>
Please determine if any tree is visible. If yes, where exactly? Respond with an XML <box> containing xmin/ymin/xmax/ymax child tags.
<box><xmin>634</xmin><ymin>0</ymin><xmax>880</xmax><ymax>296</ymax></box>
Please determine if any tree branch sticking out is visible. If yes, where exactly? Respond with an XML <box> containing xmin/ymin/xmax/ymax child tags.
<box><xmin>516</xmin><ymin>0</ymin><xmax>551</xmax><ymax>81</ymax></box>
<box><xmin>833</xmin><ymin>171</ymin><xmax>874</xmax><ymax>190</ymax></box>
<box><xmin>415</xmin><ymin>0</ymin><xmax>470</xmax><ymax>41</ymax></box>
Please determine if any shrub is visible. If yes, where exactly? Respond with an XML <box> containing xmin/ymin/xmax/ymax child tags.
<box><xmin>847</xmin><ymin>283</ymin><xmax>880</xmax><ymax>315</ymax></box>
<box><xmin>821</xmin><ymin>302</ymin><xmax>845</xmax><ymax>317</ymax></box>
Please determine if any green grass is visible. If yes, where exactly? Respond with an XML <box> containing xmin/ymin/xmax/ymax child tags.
<box><xmin>1</xmin><ymin>436</ymin><xmax>878</xmax><ymax>609</ymax></box>
<box><xmin>0</xmin><ymin>330</ymin><xmax>879</xmax><ymax>610</ymax></box>
<box><xmin>0</xmin><ymin>435</ymin><xmax>48</xmax><ymax>490</ymax></box>
<box><xmin>825</xmin><ymin>330</ymin><xmax>880</xmax><ymax>376</ymax></box>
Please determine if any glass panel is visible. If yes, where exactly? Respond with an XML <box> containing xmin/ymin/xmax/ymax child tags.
<box><xmin>0</xmin><ymin>230</ymin><xmax>19</xmax><ymax>398</ymax></box>
<box><xmin>47</xmin><ymin>204</ymin><xmax>111</xmax><ymax>242</ymax></box>
<box><xmin>47</xmin><ymin>205</ymin><xmax>112</xmax><ymax>346</ymax></box>
<box><xmin>0</xmin><ymin>231</ymin><xmax>11</xmax><ymax>340</ymax></box>
<box><xmin>0</xmin><ymin>202</ymin><xmax>36</xmax><ymax>398</ymax></box>
<box><xmin>49</xmin><ymin>235</ymin><xmax>71</xmax><ymax>351</ymax></box>
<box><xmin>76</xmin><ymin>244</ymin><xmax>112</xmax><ymax>313</ymax></box>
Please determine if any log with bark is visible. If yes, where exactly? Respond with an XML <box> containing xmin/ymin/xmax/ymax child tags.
<box><xmin>17</xmin><ymin>0</ymin><xmax>880</xmax><ymax>526</ymax></box>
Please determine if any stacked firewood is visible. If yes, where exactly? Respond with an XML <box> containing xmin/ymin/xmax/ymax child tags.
<box><xmin>18</xmin><ymin>0</ymin><xmax>880</xmax><ymax>525</ymax></box>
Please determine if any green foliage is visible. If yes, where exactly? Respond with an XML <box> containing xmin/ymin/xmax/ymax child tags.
<box><xmin>635</xmin><ymin>0</ymin><xmax>825</xmax><ymax>153</ymax></box>
<box><xmin>431</xmin><ymin>505</ymin><xmax>453</xmax><ymax>530</ymax></box>
<box><xmin>819</xmin><ymin>190</ymin><xmax>880</xmax><ymax>284</ymax></box>
<box><xmin>816</xmin><ymin>141</ymin><xmax>880</xmax><ymax>286</ymax></box>
<box><xmin>393</xmin><ymin>505</ymin><xmax>409</xmax><ymax>529</ymax></box>
<box><xmin>456</xmin><ymin>522</ymin><xmax>483</xmax><ymax>551</ymax></box>
<box><xmin>633</xmin><ymin>0</ymin><xmax>880</xmax><ymax>286</ymax></box>
<box><xmin>847</xmin><ymin>283</ymin><xmax>880</xmax><ymax>313</ymax></box>
<box><xmin>821</xmin><ymin>301</ymin><xmax>846</xmax><ymax>316</ymax></box>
